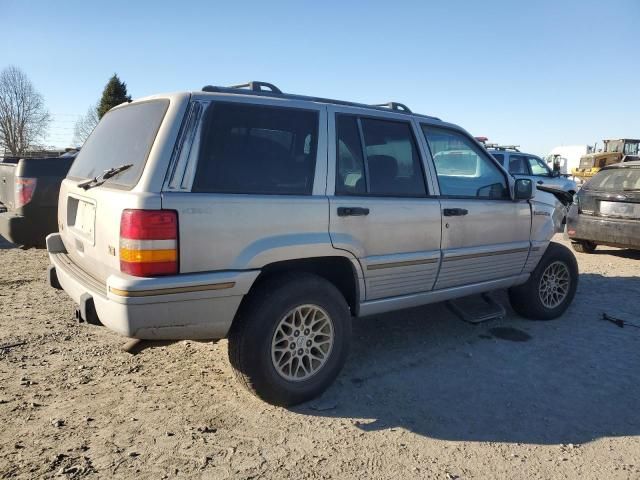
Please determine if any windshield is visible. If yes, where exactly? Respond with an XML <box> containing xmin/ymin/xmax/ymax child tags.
<box><xmin>528</xmin><ymin>156</ymin><xmax>551</xmax><ymax>176</ymax></box>
<box><xmin>67</xmin><ymin>100</ymin><xmax>169</xmax><ymax>188</ymax></box>
<box><xmin>585</xmin><ymin>167</ymin><xmax>640</xmax><ymax>191</ymax></box>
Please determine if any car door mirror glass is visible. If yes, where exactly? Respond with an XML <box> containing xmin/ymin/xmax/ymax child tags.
<box><xmin>514</xmin><ymin>178</ymin><xmax>534</xmax><ymax>200</ymax></box>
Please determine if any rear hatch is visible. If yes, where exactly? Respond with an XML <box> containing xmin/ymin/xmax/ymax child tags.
<box><xmin>58</xmin><ymin>99</ymin><xmax>173</xmax><ymax>284</ymax></box>
<box><xmin>578</xmin><ymin>166</ymin><xmax>640</xmax><ymax>219</ymax></box>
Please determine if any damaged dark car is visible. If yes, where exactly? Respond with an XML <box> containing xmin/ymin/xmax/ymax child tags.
<box><xmin>567</xmin><ymin>161</ymin><xmax>640</xmax><ymax>253</ymax></box>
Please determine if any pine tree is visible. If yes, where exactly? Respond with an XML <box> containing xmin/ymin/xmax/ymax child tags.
<box><xmin>97</xmin><ymin>74</ymin><xmax>131</xmax><ymax>119</ymax></box>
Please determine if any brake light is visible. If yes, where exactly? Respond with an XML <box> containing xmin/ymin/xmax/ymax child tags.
<box><xmin>119</xmin><ymin>209</ymin><xmax>178</xmax><ymax>276</ymax></box>
<box><xmin>15</xmin><ymin>177</ymin><xmax>37</xmax><ymax>208</ymax></box>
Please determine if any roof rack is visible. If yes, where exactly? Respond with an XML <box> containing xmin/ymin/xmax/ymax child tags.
<box><xmin>372</xmin><ymin>102</ymin><xmax>412</xmax><ymax>113</ymax></box>
<box><xmin>200</xmin><ymin>81</ymin><xmax>438</xmax><ymax>120</ymax></box>
<box><xmin>204</xmin><ymin>81</ymin><xmax>282</xmax><ymax>94</ymax></box>
<box><xmin>486</xmin><ymin>144</ymin><xmax>520</xmax><ymax>152</ymax></box>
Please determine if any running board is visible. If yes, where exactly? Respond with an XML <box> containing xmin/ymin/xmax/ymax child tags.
<box><xmin>446</xmin><ymin>293</ymin><xmax>506</xmax><ymax>324</ymax></box>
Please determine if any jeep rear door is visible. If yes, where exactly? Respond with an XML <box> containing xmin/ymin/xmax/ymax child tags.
<box><xmin>328</xmin><ymin>107</ymin><xmax>442</xmax><ymax>301</ymax></box>
<box><xmin>421</xmin><ymin>125</ymin><xmax>531</xmax><ymax>289</ymax></box>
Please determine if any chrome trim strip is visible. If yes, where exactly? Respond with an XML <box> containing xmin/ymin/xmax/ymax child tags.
<box><xmin>367</xmin><ymin>258</ymin><xmax>439</xmax><ymax>271</ymax></box>
<box><xmin>109</xmin><ymin>282</ymin><xmax>236</xmax><ymax>298</ymax></box>
<box><xmin>443</xmin><ymin>247</ymin><xmax>529</xmax><ymax>262</ymax></box>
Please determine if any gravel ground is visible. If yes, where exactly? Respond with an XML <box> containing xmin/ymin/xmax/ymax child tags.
<box><xmin>1</xmin><ymin>234</ymin><xmax>639</xmax><ymax>479</ymax></box>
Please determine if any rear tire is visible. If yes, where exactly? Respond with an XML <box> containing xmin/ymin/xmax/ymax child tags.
<box><xmin>228</xmin><ymin>272</ymin><xmax>351</xmax><ymax>406</ymax></box>
<box><xmin>508</xmin><ymin>242</ymin><xmax>578</xmax><ymax>320</ymax></box>
<box><xmin>571</xmin><ymin>241</ymin><xmax>597</xmax><ymax>253</ymax></box>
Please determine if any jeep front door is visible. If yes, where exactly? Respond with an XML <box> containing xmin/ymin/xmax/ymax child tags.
<box><xmin>421</xmin><ymin>126</ymin><xmax>531</xmax><ymax>289</ymax></box>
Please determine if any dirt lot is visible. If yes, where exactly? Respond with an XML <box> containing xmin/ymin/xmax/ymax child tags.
<box><xmin>1</xmin><ymin>235</ymin><xmax>639</xmax><ymax>479</ymax></box>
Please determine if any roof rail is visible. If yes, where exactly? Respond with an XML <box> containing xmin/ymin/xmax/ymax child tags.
<box><xmin>202</xmin><ymin>81</ymin><xmax>282</xmax><ymax>94</ymax></box>
<box><xmin>199</xmin><ymin>82</ymin><xmax>439</xmax><ymax>120</ymax></box>
<box><xmin>372</xmin><ymin>102</ymin><xmax>412</xmax><ymax>113</ymax></box>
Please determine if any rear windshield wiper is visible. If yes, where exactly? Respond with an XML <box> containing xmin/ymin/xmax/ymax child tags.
<box><xmin>78</xmin><ymin>164</ymin><xmax>133</xmax><ymax>190</ymax></box>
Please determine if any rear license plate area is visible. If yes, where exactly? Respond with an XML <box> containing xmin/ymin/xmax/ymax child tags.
<box><xmin>67</xmin><ymin>195</ymin><xmax>96</xmax><ymax>244</ymax></box>
<box><xmin>599</xmin><ymin>201</ymin><xmax>640</xmax><ymax>219</ymax></box>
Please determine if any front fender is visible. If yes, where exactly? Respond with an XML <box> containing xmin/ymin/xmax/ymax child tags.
<box><xmin>530</xmin><ymin>190</ymin><xmax>566</xmax><ymax>240</ymax></box>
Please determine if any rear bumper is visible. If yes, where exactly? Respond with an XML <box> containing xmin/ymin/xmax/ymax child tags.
<box><xmin>46</xmin><ymin>233</ymin><xmax>260</xmax><ymax>340</ymax></box>
<box><xmin>0</xmin><ymin>211</ymin><xmax>50</xmax><ymax>247</ymax></box>
<box><xmin>566</xmin><ymin>207</ymin><xmax>640</xmax><ymax>249</ymax></box>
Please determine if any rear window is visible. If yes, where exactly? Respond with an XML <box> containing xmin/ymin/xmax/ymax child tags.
<box><xmin>67</xmin><ymin>100</ymin><xmax>169</xmax><ymax>187</ymax></box>
<box><xmin>585</xmin><ymin>167</ymin><xmax>640</xmax><ymax>191</ymax></box>
<box><xmin>192</xmin><ymin>102</ymin><xmax>319</xmax><ymax>195</ymax></box>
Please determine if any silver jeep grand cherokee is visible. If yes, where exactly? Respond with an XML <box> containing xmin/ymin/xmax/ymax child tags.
<box><xmin>47</xmin><ymin>81</ymin><xmax>578</xmax><ymax>406</ymax></box>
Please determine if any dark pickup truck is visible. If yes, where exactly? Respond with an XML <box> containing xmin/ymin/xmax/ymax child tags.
<box><xmin>0</xmin><ymin>153</ymin><xmax>76</xmax><ymax>247</ymax></box>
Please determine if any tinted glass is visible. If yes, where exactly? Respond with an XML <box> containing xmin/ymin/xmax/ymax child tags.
<box><xmin>585</xmin><ymin>167</ymin><xmax>640</xmax><ymax>191</ymax></box>
<box><xmin>335</xmin><ymin>116</ymin><xmax>366</xmax><ymax>195</ymax></box>
<box><xmin>360</xmin><ymin>118</ymin><xmax>426</xmax><ymax>197</ymax></box>
<box><xmin>492</xmin><ymin>153</ymin><xmax>504</xmax><ymax>164</ymax></box>
<box><xmin>423</xmin><ymin>126</ymin><xmax>508</xmax><ymax>199</ymax></box>
<box><xmin>192</xmin><ymin>103</ymin><xmax>318</xmax><ymax>195</ymax></box>
<box><xmin>67</xmin><ymin>100</ymin><xmax>169</xmax><ymax>187</ymax></box>
<box><xmin>508</xmin><ymin>155</ymin><xmax>529</xmax><ymax>175</ymax></box>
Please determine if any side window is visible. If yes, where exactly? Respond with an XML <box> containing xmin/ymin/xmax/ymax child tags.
<box><xmin>527</xmin><ymin>156</ymin><xmax>550</xmax><ymax>176</ymax></box>
<box><xmin>192</xmin><ymin>102</ymin><xmax>318</xmax><ymax>194</ymax></box>
<box><xmin>335</xmin><ymin>116</ymin><xmax>366</xmax><ymax>195</ymax></box>
<box><xmin>492</xmin><ymin>153</ymin><xmax>504</xmax><ymax>164</ymax></box>
<box><xmin>422</xmin><ymin>126</ymin><xmax>508</xmax><ymax>199</ymax></box>
<box><xmin>335</xmin><ymin>115</ymin><xmax>427</xmax><ymax>197</ymax></box>
<box><xmin>508</xmin><ymin>154</ymin><xmax>530</xmax><ymax>175</ymax></box>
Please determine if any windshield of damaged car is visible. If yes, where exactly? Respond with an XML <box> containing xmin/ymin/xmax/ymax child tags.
<box><xmin>585</xmin><ymin>168</ymin><xmax>640</xmax><ymax>191</ymax></box>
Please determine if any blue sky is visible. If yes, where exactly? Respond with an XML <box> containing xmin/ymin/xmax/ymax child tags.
<box><xmin>2</xmin><ymin>0</ymin><xmax>639</xmax><ymax>155</ymax></box>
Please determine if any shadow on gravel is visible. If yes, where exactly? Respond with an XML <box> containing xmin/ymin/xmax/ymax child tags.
<box><xmin>591</xmin><ymin>247</ymin><xmax>640</xmax><ymax>260</ymax></box>
<box><xmin>299</xmin><ymin>273</ymin><xmax>640</xmax><ymax>445</ymax></box>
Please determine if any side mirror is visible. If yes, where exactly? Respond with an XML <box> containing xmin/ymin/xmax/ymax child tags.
<box><xmin>514</xmin><ymin>178</ymin><xmax>533</xmax><ymax>200</ymax></box>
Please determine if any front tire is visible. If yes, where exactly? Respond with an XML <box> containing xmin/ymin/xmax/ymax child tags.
<box><xmin>228</xmin><ymin>273</ymin><xmax>351</xmax><ymax>406</ymax></box>
<box><xmin>508</xmin><ymin>242</ymin><xmax>578</xmax><ymax>320</ymax></box>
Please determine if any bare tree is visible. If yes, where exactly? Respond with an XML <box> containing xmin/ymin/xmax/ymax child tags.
<box><xmin>73</xmin><ymin>104</ymin><xmax>99</xmax><ymax>145</ymax></box>
<box><xmin>0</xmin><ymin>66</ymin><xmax>51</xmax><ymax>155</ymax></box>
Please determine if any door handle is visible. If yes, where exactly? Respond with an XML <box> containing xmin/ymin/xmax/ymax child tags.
<box><xmin>443</xmin><ymin>208</ymin><xmax>468</xmax><ymax>216</ymax></box>
<box><xmin>337</xmin><ymin>206</ymin><xmax>370</xmax><ymax>217</ymax></box>
<box><xmin>537</xmin><ymin>180</ymin><xmax>544</xmax><ymax>184</ymax></box>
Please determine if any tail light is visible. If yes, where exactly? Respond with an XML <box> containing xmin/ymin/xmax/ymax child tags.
<box><xmin>15</xmin><ymin>177</ymin><xmax>37</xmax><ymax>208</ymax></box>
<box><xmin>119</xmin><ymin>209</ymin><xmax>178</xmax><ymax>276</ymax></box>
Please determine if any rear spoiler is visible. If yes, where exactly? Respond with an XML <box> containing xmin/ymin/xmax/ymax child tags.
<box><xmin>536</xmin><ymin>185</ymin><xmax>573</xmax><ymax>206</ymax></box>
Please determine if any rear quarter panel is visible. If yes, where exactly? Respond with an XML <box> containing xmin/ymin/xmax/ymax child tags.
<box><xmin>58</xmin><ymin>93</ymin><xmax>191</xmax><ymax>283</ymax></box>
